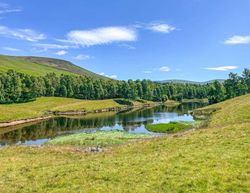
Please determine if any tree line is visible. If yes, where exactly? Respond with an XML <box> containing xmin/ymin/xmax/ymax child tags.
<box><xmin>208</xmin><ymin>69</ymin><xmax>249</xmax><ymax>103</ymax></box>
<box><xmin>0</xmin><ymin>68</ymin><xmax>249</xmax><ymax>104</ymax></box>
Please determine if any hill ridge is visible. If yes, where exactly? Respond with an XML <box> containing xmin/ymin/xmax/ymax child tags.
<box><xmin>0</xmin><ymin>54</ymin><xmax>109</xmax><ymax>80</ymax></box>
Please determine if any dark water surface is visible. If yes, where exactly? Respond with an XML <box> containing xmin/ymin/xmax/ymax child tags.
<box><xmin>0</xmin><ymin>103</ymin><xmax>206</xmax><ymax>146</ymax></box>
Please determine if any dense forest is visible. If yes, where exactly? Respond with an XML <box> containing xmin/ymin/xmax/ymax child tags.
<box><xmin>0</xmin><ymin>68</ymin><xmax>249</xmax><ymax>104</ymax></box>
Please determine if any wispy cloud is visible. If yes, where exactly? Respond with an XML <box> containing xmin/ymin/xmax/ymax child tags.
<box><xmin>205</xmin><ymin>66</ymin><xmax>238</xmax><ymax>71</ymax></box>
<box><xmin>159</xmin><ymin>66</ymin><xmax>171</xmax><ymax>72</ymax></box>
<box><xmin>2</xmin><ymin>47</ymin><xmax>20</xmax><ymax>52</ymax></box>
<box><xmin>147</xmin><ymin>22</ymin><xmax>175</xmax><ymax>33</ymax></box>
<box><xmin>73</xmin><ymin>54</ymin><xmax>91</xmax><ymax>60</ymax></box>
<box><xmin>224</xmin><ymin>35</ymin><xmax>250</xmax><ymax>45</ymax></box>
<box><xmin>119</xmin><ymin>43</ymin><xmax>136</xmax><ymax>50</ymax></box>
<box><xmin>61</xmin><ymin>26</ymin><xmax>137</xmax><ymax>47</ymax></box>
<box><xmin>33</xmin><ymin>43</ymin><xmax>76</xmax><ymax>52</ymax></box>
<box><xmin>135</xmin><ymin>21</ymin><xmax>175</xmax><ymax>33</ymax></box>
<box><xmin>0</xmin><ymin>25</ymin><xmax>46</xmax><ymax>42</ymax></box>
<box><xmin>55</xmin><ymin>50</ymin><xmax>67</xmax><ymax>56</ymax></box>
<box><xmin>99</xmin><ymin>72</ymin><xmax>117</xmax><ymax>79</ymax></box>
<box><xmin>0</xmin><ymin>3</ymin><xmax>22</xmax><ymax>14</ymax></box>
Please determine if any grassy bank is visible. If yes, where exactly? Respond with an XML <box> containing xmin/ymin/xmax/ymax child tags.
<box><xmin>182</xmin><ymin>98</ymin><xmax>209</xmax><ymax>103</ymax></box>
<box><xmin>0</xmin><ymin>97</ymin><xmax>123</xmax><ymax>123</ymax></box>
<box><xmin>164</xmin><ymin>100</ymin><xmax>181</xmax><ymax>107</ymax></box>
<box><xmin>146</xmin><ymin>122</ymin><xmax>193</xmax><ymax>133</ymax></box>
<box><xmin>0</xmin><ymin>94</ymin><xmax>250</xmax><ymax>192</ymax></box>
<box><xmin>114</xmin><ymin>98</ymin><xmax>157</xmax><ymax>107</ymax></box>
<box><xmin>47</xmin><ymin>131</ymin><xmax>152</xmax><ymax>147</ymax></box>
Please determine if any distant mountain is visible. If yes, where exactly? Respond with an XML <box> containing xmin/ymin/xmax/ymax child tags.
<box><xmin>0</xmin><ymin>55</ymin><xmax>109</xmax><ymax>80</ymax></box>
<box><xmin>157</xmin><ymin>79</ymin><xmax>225</xmax><ymax>85</ymax></box>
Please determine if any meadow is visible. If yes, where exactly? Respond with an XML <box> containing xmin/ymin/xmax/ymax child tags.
<box><xmin>47</xmin><ymin>131</ymin><xmax>152</xmax><ymax>147</ymax></box>
<box><xmin>0</xmin><ymin>94</ymin><xmax>249</xmax><ymax>192</ymax></box>
<box><xmin>0</xmin><ymin>97</ymin><xmax>123</xmax><ymax>122</ymax></box>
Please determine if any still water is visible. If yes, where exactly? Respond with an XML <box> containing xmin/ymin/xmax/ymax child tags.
<box><xmin>0</xmin><ymin>103</ymin><xmax>206</xmax><ymax>146</ymax></box>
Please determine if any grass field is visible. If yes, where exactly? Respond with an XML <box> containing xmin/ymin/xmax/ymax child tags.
<box><xmin>47</xmin><ymin>131</ymin><xmax>152</xmax><ymax>147</ymax></box>
<box><xmin>0</xmin><ymin>94</ymin><xmax>249</xmax><ymax>192</ymax></box>
<box><xmin>0</xmin><ymin>97</ymin><xmax>123</xmax><ymax>122</ymax></box>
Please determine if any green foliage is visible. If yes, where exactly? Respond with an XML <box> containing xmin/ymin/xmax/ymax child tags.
<box><xmin>0</xmin><ymin>54</ymin><xmax>249</xmax><ymax>106</ymax></box>
<box><xmin>0</xmin><ymin>70</ymin><xmax>214</xmax><ymax>104</ymax></box>
<box><xmin>224</xmin><ymin>72</ymin><xmax>248</xmax><ymax>99</ymax></box>
<box><xmin>146</xmin><ymin>122</ymin><xmax>193</xmax><ymax>133</ymax></box>
<box><xmin>243</xmin><ymin>68</ymin><xmax>250</xmax><ymax>92</ymax></box>
<box><xmin>114</xmin><ymin>99</ymin><xmax>134</xmax><ymax>106</ymax></box>
<box><xmin>208</xmin><ymin>81</ymin><xmax>226</xmax><ymax>103</ymax></box>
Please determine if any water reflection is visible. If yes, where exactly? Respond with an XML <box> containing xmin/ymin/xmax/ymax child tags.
<box><xmin>0</xmin><ymin>103</ymin><xmax>206</xmax><ymax>146</ymax></box>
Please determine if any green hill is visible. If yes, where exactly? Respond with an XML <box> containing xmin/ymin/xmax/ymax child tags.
<box><xmin>0</xmin><ymin>55</ymin><xmax>108</xmax><ymax>79</ymax></box>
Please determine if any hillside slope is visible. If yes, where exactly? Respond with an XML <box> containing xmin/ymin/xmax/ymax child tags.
<box><xmin>194</xmin><ymin>94</ymin><xmax>250</xmax><ymax>127</ymax></box>
<box><xmin>0</xmin><ymin>95</ymin><xmax>249</xmax><ymax>192</ymax></box>
<box><xmin>0</xmin><ymin>55</ymin><xmax>108</xmax><ymax>79</ymax></box>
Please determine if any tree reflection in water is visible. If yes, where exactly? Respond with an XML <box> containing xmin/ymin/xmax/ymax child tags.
<box><xmin>0</xmin><ymin>103</ymin><xmax>207</xmax><ymax>146</ymax></box>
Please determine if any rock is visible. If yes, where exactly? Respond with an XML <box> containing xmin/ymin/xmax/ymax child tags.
<box><xmin>85</xmin><ymin>146</ymin><xmax>104</xmax><ymax>153</ymax></box>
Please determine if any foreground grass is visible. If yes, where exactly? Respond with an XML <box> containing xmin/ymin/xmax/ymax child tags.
<box><xmin>47</xmin><ymin>131</ymin><xmax>152</xmax><ymax>147</ymax></box>
<box><xmin>0</xmin><ymin>94</ymin><xmax>250</xmax><ymax>192</ymax></box>
<box><xmin>146</xmin><ymin>122</ymin><xmax>193</xmax><ymax>133</ymax></box>
<box><xmin>0</xmin><ymin>97</ymin><xmax>122</xmax><ymax>122</ymax></box>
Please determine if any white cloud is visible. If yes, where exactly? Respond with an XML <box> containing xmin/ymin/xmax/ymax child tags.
<box><xmin>159</xmin><ymin>66</ymin><xmax>171</xmax><ymax>72</ymax></box>
<box><xmin>205</xmin><ymin>66</ymin><xmax>238</xmax><ymax>71</ymax></box>
<box><xmin>55</xmin><ymin>50</ymin><xmax>67</xmax><ymax>56</ymax></box>
<box><xmin>2</xmin><ymin>47</ymin><xmax>20</xmax><ymax>52</ymax></box>
<box><xmin>147</xmin><ymin>22</ymin><xmax>175</xmax><ymax>33</ymax></box>
<box><xmin>99</xmin><ymin>72</ymin><xmax>118</xmax><ymax>79</ymax></box>
<box><xmin>73</xmin><ymin>54</ymin><xmax>90</xmax><ymax>60</ymax></box>
<box><xmin>143</xmin><ymin>71</ymin><xmax>152</xmax><ymax>74</ymax></box>
<box><xmin>0</xmin><ymin>3</ymin><xmax>22</xmax><ymax>14</ymax></box>
<box><xmin>224</xmin><ymin>35</ymin><xmax>250</xmax><ymax>45</ymax></box>
<box><xmin>0</xmin><ymin>25</ymin><xmax>46</xmax><ymax>42</ymax></box>
<box><xmin>64</xmin><ymin>26</ymin><xmax>137</xmax><ymax>47</ymax></box>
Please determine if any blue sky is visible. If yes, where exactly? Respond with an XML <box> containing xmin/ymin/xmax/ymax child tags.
<box><xmin>0</xmin><ymin>0</ymin><xmax>250</xmax><ymax>81</ymax></box>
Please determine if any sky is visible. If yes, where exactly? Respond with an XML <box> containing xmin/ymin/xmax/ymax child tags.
<box><xmin>0</xmin><ymin>0</ymin><xmax>250</xmax><ymax>81</ymax></box>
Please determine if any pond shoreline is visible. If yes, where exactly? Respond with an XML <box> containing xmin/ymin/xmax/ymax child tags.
<box><xmin>0</xmin><ymin>116</ymin><xmax>53</xmax><ymax>128</ymax></box>
<box><xmin>0</xmin><ymin>103</ymin><xmax>160</xmax><ymax>128</ymax></box>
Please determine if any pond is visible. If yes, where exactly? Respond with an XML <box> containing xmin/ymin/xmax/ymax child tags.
<box><xmin>0</xmin><ymin>103</ymin><xmax>206</xmax><ymax>146</ymax></box>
